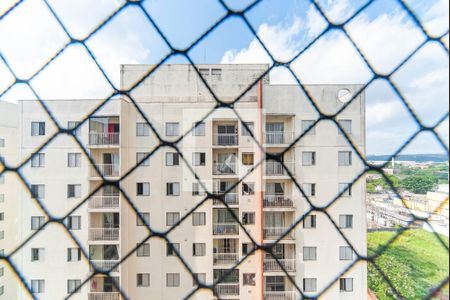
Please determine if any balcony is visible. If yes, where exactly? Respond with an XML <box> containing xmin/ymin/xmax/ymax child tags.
<box><xmin>88</xmin><ymin>293</ymin><xmax>120</xmax><ymax>300</ymax></box>
<box><xmin>263</xmin><ymin>227</ymin><xmax>295</xmax><ymax>240</ymax></box>
<box><xmin>213</xmin><ymin>253</ymin><xmax>239</xmax><ymax>266</ymax></box>
<box><xmin>263</xmin><ymin>195</ymin><xmax>294</xmax><ymax>209</ymax></box>
<box><xmin>213</xmin><ymin>193</ymin><xmax>239</xmax><ymax>206</ymax></box>
<box><xmin>88</xmin><ymin>196</ymin><xmax>120</xmax><ymax>210</ymax></box>
<box><xmin>264</xmin><ymin>291</ymin><xmax>297</xmax><ymax>300</ymax></box>
<box><xmin>89</xmin><ymin>132</ymin><xmax>120</xmax><ymax>146</ymax></box>
<box><xmin>89</xmin><ymin>228</ymin><xmax>120</xmax><ymax>241</ymax></box>
<box><xmin>90</xmin><ymin>164</ymin><xmax>120</xmax><ymax>178</ymax></box>
<box><xmin>265</xmin><ymin>161</ymin><xmax>295</xmax><ymax>176</ymax></box>
<box><xmin>213</xmin><ymin>133</ymin><xmax>238</xmax><ymax>146</ymax></box>
<box><xmin>213</xmin><ymin>163</ymin><xmax>237</xmax><ymax>175</ymax></box>
<box><xmin>90</xmin><ymin>260</ymin><xmax>120</xmax><ymax>273</ymax></box>
<box><xmin>265</xmin><ymin>132</ymin><xmax>294</xmax><ymax>145</ymax></box>
<box><xmin>264</xmin><ymin>259</ymin><xmax>296</xmax><ymax>273</ymax></box>
<box><xmin>215</xmin><ymin>284</ymin><xmax>240</xmax><ymax>296</ymax></box>
<box><xmin>213</xmin><ymin>223</ymin><xmax>239</xmax><ymax>235</ymax></box>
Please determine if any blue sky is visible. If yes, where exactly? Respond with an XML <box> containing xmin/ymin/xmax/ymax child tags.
<box><xmin>0</xmin><ymin>0</ymin><xmax>448</xmax><ymax>155</ymax></box>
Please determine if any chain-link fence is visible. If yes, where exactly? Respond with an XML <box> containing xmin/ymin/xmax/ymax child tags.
<box><xmin>0</xmin><ymin>0</ymin><xmax>448</xmax><ymax>299</ymax></box>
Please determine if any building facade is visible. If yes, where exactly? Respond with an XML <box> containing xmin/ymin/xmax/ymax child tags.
<box><xmin>1</xmin><ymin>64</ymin><xmax>367</xmax><ymax>300</ymax></box>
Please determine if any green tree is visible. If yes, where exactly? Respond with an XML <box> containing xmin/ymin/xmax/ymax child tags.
<box><xmin>401</xmin><ymin>175</ymin><xmax>437</xmax><ymax>194</ymax></box>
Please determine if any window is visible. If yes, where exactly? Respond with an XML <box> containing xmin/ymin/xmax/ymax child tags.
<box><xmin>0</xmin><ymin>138</ymin><xmax>4</xmax><ymax>148</ymax></box>
<box><xmin>31</xmin><ymin>153</ymin><xmax>45</xmax><ymax>168</ymax></box>
<box><xmin>136</xmin><ymin>122</ymin><xmax>150</xmax><ymax>136</ymax></box>
<box><xmin>166</xmin><ymin>212</ymin><xmax>180</xmax><ymax>226</ymax></box>
<box><xmin>338</xmin><ymin>151</ymin><xmax>353</xmax><ymax>166</ymax></box>
<box><xmin>242</xmin><ymin>153</ymin><xmax>254</xmax><ymax>166</ymax></box>
<box><xmin>303</xmin><ymin>215</ymin><xmax>317</xmax><ymax>229</ymax></box>
<box><xmin>339</xmin><ymin>183</ymin><xmax>352</xmax><ymax>197</ymax></box>
<box><xmin>338</xmin><ymin>120</ymin><xmax>352</xmax><ymax>135</ymax></box>
<box><xmin>242</xmin><ymin>243</ymin><xmax>255</xmax><ymax>256</ymax></box>
<box><xmin>0</xmin><ymin>175</ymin><xmax>3</xmax><ymax>185</ymax></box>
<box><xmin>31</xmin><ymin>216</ymin><xmax>45</xmax><ymax>230</ymax></box>
<box><xmin>31</xmin><ymin>184</ymin><xmax>45</xmax><ymax>199</ymax></box>
<box><xmin>67</xmin><ymin>121</ymin><xmax>81</xmax><ymax>137</ymax></box>
<box><xmin>67</xmin><ymin>216</ymin><xmax>81</xmax><ymax>230</ymax></box>
<box><xmin>166</xmin><ymin>243</ymin><xmax>180</xmax><ymax>256</ymax></box>
<box><xmin>31</xmin><ymin>248</ymin><xmax>44</xmax><ymax>262</ymax></box>
<box><xmin>166</xmin><ymin>122</ymin><xmax>180</xmax><ymax>136</ymax></box>
<box><xmin>67</xmin><ymin>248</ymin><xmax>81</xmax><ymax>262</ymax></box>
<box><xmin>242</xmin><ymin>122</ymin><xmax>254</xmax><ymax>136</ymax></box>
<box><xmin>193</xmin><ymin>243</ymin><xmax>206</xmax><ymax>256</ymax></box>
<box><xmin>242</xmin><ymin>182</ymin><xmax>255</xmax><ymax>195</ymax></box>
<box><xmin>67</xmin><ymin>184</ymin><xmax>81</xmax><ymax>198</ymax></box>
<box><xmin>68</xmin><ymin>153</ymin><xmax>81</xmax><ymax>168</ymax></box>
<box><xmin>192</xmin><ymin>152</ymin><xmax>206</xmax><ymax>166</ymax></box>
<box><xmin>166</xmin><ymin>273</ymin><xmax>180</xmax><ymax>287</ymax></box>
<box><xmin>193</xmin><ymin>122</ymin><xmax>205</xmax><ymax>136</ymax></box>
<box><xmin>192</xmin><ymin>183</ymin><xmax>205</xmax><ymax>196</ymax></box>
<box><xmin>137</xmin><ymin>273</ymin><xmax>150</xmax><ymax>287</ymax></box>
<box><xmin>166</xmin><ymin>152</ymin><xmax>180</xmax><ymax>166</ymax></box>
<box><xmin>137</xmin><ymin>213</ymin><xmax>150</xmax><ymax>226</ymax></box>
<box><xmin>167</xmin><ymin>182</ymin><xmax>180</xmax><ymax>196</ymax></box>
<box><xmin>136</xmin><ymin>152</ymin><xmax>150</xmax><ymax>166</ymax></box>
<box><xmin>193</xmin><ymin>273</ymin><xmax>206</xmax><ymax>286</ymax></box>
<box><xmin>0</xmin><ymin>194</ymin><xmax>4</xmax><ymax>203</ymax></box>
<box><xmin>242</xmin><ymin>212</ymin><xmax>255</xmax><ymax>225</ymax></box>
<box><xmin>339</xmin><ymin>215</ymin><xmax>353</xmax><ymax>229</ymax></box>
<box><xmin>0</xmin><ymin>231</ymin><xmax>3</xmax><ymax>240</ymax></box>
<box><xmin>340</xmin><ymin>278</ymin><xmax>354</xmax><ymax>292</ymax></box>
<box><xmin>340</xmin><ymin>246</ymin><xmax>354</xmax><ymax>261</ymax></box>
<box><xmin>302</xmin><ymin>152</ymin><xmax>316</xmax><ymax>166</ymax></box>
<box><xmin>302</xmin><ymin>120</ymin><xmax>316</xmax><ymax>135</ymax></box>
<box><xmin>137</xmin><ymin>182</ymin><xmax>150</xmax><ymax>196</ymax></box>
<box><xmin>0</xmin><ymin>213</ymin><xmax>3</xmax><ymax>221</ymax></box>
<box><xmin>67</xmin><ymin>280</ymin><xmax>81</xmax><ymax>294</ymax></box>
<box><xmin>192</xmin><ymin>212</ymin><xmax>206</xmax><ymax>226</ymax></box>
<box><xmin>31</xmin><ymin>280</ymin><xmax>45</xmax><ymax>293</ymax></box>
<box><xmin>243</xmin><ymin>273</ymin><xmax>256</xmax><ymax>286</ymax></box>
<box><xmin>303</xmin><ymin>278</ymin><xmax>317</xmax><ymax>292</ymax></box>
<box><xmin>137</xmin><ymin>243</ymin><xmax>150</xmax><ymax>257</ymax></box>
<box><xmin>303</xmin><ymin>247</ymin><xmax>317</xmax><ymax>261</ymax></box>
<box><xmin>31</xmin><ymin>122</ymin><xmax>45</xmax><ymax>136</ymax></box>
<box><xmin>303</xmin><ymin>183</ymin><xmax>316</xmax><ymax>197</ymax></box>
<box><xmin>211</xmin><ymin>68</ymin><xmax>222</xmax><ymax>81</ymax></box>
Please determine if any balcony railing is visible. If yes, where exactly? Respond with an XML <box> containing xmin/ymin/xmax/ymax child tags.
<box><xmin>263</xmin><ymin>195</ymin><xmax>294</xmax><ymax>209</ymax></box>
<box><xmin>213</xmin><ymin>193</ymin><xmax>239</xmax><ymax>206</ymax></box>
<box><xmin>213</xmin><ymin>223</ymin><xmax>239</xmax><ymax>235</ymax></box>
<box><xmin>263</xmin><ymin>227</ymin><xmax>295</xmax><ymax>240</ymax></box>
<box><xmin>89</xmin><ymin>228</ymin><xmax>120</xmax><ymax>241</ymax></box>
<box><xmin>89</xmin><ymin>132</ymin><xmax>120</xmax><ymax>146</ymax></box>
<box><xmin>88</xmin><ymin>196</ymin><xmax>120</xmax><ymax>209</ymax></box>
<box><xmin>90</xmin><ymin>260</ymin><xmax>120</xmax><ymax>273</ymax></box>
<box><xmin>264</xmin><ymin>259</ymin><xmax>296</xmax><ymax>272</ymax></box>
<box><xmin>265</xmin><ymin>132</ymin><xmax>294</xmax><ymax>145</ymax></box>
<box><xmin>265</xmin><ymin>161</ymin><xmax>295</xmax><ymax>176</ymax></box>
<box><xmin>215</xmin><ymin>284</ymin><xmax>240</xmax><ymax>296</ymax></box>
<box><xmin>213</xmin><ymin>163</ymin><xmax>237</xmax><ymax>175</ymax></box>
<box><xmin>213</xmin><ymin>253</ymin><xmax>239</xmax><ymax>265</ymax></box>
<box><xmin>90</xmin><ymin>164</ymin><xmax>120</xmax><ymax>178</ymax></box>
<box><xmin>213</xmin><ymin>133</ymin><xmax>238</xmax><ymax>146</ymax></box>
<box><xmin>264</xmin><ymin>291</ymin><xmax>297</xmax><ymax>300</ymax></box>
<box><xmin>88</xmin><ymin>293</ymin><xmax>120</xmax><ymax>300</ymax></box>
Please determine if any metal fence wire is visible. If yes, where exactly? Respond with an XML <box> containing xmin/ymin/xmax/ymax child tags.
<box><xmin>0</xmin><ymin>0</ymin><xmax>449</xmax><ymax>299</ymax></box>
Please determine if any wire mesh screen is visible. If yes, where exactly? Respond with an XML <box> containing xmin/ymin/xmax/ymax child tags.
<box><xmin>0</xmin><ymin>0</ymin><xmax>449</xmax><ymax>300</ymax></box>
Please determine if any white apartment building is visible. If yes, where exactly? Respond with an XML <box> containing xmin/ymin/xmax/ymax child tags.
<box><xmin>0</xmin><ymin>64</ymin><xmax>367</xmax><ymax>300</ymax></box>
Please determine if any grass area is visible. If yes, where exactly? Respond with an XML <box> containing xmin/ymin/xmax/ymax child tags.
<box><xmin>368</xmin><ymin>229</ymin><xmax>449</xmax><ymax>300</ymax></box>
